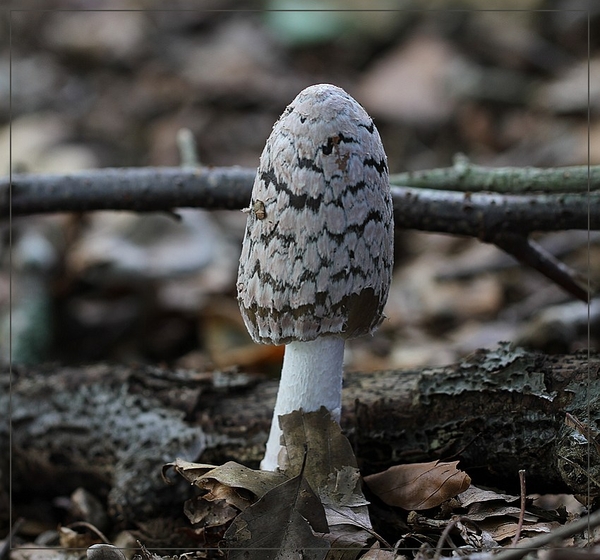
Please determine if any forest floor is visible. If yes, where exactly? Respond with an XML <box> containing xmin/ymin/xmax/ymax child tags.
<box><xmin>2</xmin><ymin>3</ymin><xmax>600</xmax><ymax>558</ymax></box>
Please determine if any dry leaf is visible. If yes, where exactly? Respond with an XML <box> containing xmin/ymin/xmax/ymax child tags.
<box><xmin>183</xmin><ymin>496</ymin><xmax>238</xmax><ymax>528</ymax></box>
<box><xmin>454</xmin><ymin>519</ymin><xmax>498</xmax><ymax>552</ymax></box>
<box><xmin>59</xmin><ymin>527</ymin><xmax>101</xmax><ymax>549</ymax></box>
<box><xmin>457</xmin><ymin>484</ymin><xmax>518</xmax><ymax>508</ymax></box>
<box><xmin>165</xmin><ymin>458</ymin><xmax>286</xmax><ymax>505</ymax></box>
<box><xmin>323</xmin><ymin>526</ymin><xmax>373</xmax><ymax>560</ymax></box>
<box><xmin>364</xmin><ymin>460</ymin><xmax>471</xmax><ymax>510</ymax></box>
<box><xmin>67</xmin><ymin>210</ymin><xmax>222</xmax><ymax>282</ymax></box>
<box><xmin>170</xmin><ymin>410</ymin><xmax>375</xmax><ymax>557</ymax></box>
<box><xmin>357</xmin><ymin>33</ymin><xmax>459</xmax><ymax>125</ymax></box>
<box><xmin>466</xmin><ymin>502</ymin><xmax>538</xmax><ymax>523</ymax></box>
<box><xmin>224</xmin><ymin>474</ymin><xmax>330</xmax><ymax>560</ymax></box>
<box><xmin>325</xmin><ymin>466</ymin><xmax>370</xmax><ymax>508</ymax></box>
<box><xmin>478</xmin><ymin>519</ymin><xmax>559</xmax><ymax>542</ymax></box>
<box><xmin>361</xmin><ymin>542</ymin><xmax>404</xmax><ymax>559</ymax></box>
<box><xmin>279</xmin><ymin>408</ymin><xmax>374</xmax><ymax>551</ymax></box>
<box><xmin>162</xmin><ymin>459</ymin><xmax>218</xmax><ymax>484</ymax></box>
<box><xmin>280</xmin><ymin>407</ymin><xmax>358</xmax><ymax>483</ymax></box>
<box><xmin>200</xmin><ymin>478</ymin><xmax>252</xmax><ymax>511</ymax></box>
<box><xmin>167</xmin><ymin>458</ymin><xmax>290</xmax><ymax>538</ymax></box>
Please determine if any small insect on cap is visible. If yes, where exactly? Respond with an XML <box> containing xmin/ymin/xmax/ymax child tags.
<box><xmin>237</xmin><ymin>84</ymin><xmax>394</xmax><ymax>345</ymax></box>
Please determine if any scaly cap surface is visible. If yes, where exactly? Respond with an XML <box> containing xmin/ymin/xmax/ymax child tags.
<box><xmin>237</xmin><ymin>84</ymin><xmax>394</xmax><ymax>345</ymax></box>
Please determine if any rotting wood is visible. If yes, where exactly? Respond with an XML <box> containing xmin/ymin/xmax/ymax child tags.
<box><xmin>2</xmin><ymin>346</ymin><xmax>599</xmax><ymax>523</ymax></box>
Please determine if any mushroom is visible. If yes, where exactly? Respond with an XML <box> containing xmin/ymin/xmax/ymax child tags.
<box><xmin>236</xmin><ymin>84</ymin><xmax>394</xmax><ymax>471</ymax></box>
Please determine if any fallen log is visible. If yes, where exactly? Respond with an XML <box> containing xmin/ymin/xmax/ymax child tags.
<box><xmin>2</xmin><ymin>345</ymin><xmax>598</xmax><ymax>525</ymax></box>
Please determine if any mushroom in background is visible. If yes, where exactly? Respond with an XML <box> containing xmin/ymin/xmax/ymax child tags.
<box><xmin>236</xmin><ymin>83</ymin><xmax>394</xmax><ymax>471</ymax></box>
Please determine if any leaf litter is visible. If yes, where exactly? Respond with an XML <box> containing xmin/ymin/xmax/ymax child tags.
<box><xmin>7</xmin><ymin>6</ymin><xmax>600</xmax><ymax>560</ymax></box>
<box><xmin>363</xmin><ymin>461</ymin><xmax>471</xmax><ymax>511</ymax></box>
<box><xmin>161</xmin><ymin>408</ymin><xmax>577</xmax><ymax>558</ymax></box>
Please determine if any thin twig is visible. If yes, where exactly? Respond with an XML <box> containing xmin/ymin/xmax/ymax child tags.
<box><xmin>565</xmin><ymin>413</ymin><xmax>600</xmax><ymax>456</ymax></box>
<box><xmin>493</xmin><ymin>234</ymin><xmax>590</xmax><ymax>302</ymax></box>
<box><xmin>0</xmin><ymin>518</ymin><xmax>24</xmax><ymax>560</ymax></box>
<box><xmin>66</xmin><ymin>521</ymin><xmax>111</xmax><ymax>544</ymax></box>
<box><xmin>558</xmin><ymin>455</ymin><xmax>600</xmax><ymax>492</ymax></box>
<box><xmin>176</xmin><ymin>128</ymin><xmax>200</xmax><ymax>168</ymax></box>
<box><xmin>511</xmin><ymin>470</ymin><xmax>527</xmax><ymax>547</ymax></box>
<box><xmin>433</xmin><ymin>516</ymin><xmax>464</xmax><ymax>560</ymax></box>
<box><xmin>488</xmin><ymin>508</ymin><xmax>600</xmax><ymax>560</ymax></box>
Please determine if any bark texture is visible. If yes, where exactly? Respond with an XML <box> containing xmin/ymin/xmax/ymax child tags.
<box><xmin>2</xmin><ymin>346</ymin><xmax>599</xmax><ymax>523</ymax></box>
<box><xmin>3</xmin><ymin>167</ymin><xmax>596</xmax><ymax>234</ymax></box>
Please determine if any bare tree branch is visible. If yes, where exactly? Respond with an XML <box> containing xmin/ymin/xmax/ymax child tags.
<box><xmin>391</xmin><ymin>185</ymin><xmax>597</xmax><ymax>237</ymax></box>
<box><xmin>391</xmin><ymin>154</ymin><xmax>598</xmax><ymax>194</ymax></box>
<box><xmin>2</xmin><ymin>166</ymin><xmax>597</xmax><ymax>236</ymax></box>
<box><xmin>2</xmin><ymin>164</ymin><xmax>596</xmax><ymax>302</ymax></box>
<box><xmin>4</xmin><ymin>166</ymin><xmax>256</xmax><ymax>216</ymax></box>
<box><xmin>493</xmin><ymin>233</ymin><xmax>590</xmax><ymax>302</ymax></box>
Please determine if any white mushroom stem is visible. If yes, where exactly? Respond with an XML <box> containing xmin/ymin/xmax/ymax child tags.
<box><xmin>260</xmin><ymin>335</ymin><xmax>345</xmax><ymax>471</ymax></box>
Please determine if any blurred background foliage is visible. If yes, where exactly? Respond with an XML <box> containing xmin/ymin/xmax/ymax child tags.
<box><xmin>1</xmin><ymin>1</ymin><xmax>598</xmax><ymax>369</ymax></box>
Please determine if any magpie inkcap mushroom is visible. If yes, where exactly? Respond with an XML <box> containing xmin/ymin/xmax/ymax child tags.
<box><xmin>236</xmin><ymin>83</ymin><xmax>394</xmax><ymax>470</ymax></box>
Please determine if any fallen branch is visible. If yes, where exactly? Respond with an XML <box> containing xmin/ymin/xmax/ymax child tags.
<box><xmin>2</xmin><ymin>166</ymin><xmax>597</xmax><ymax>235</ymax></box>
<box><xmin>2</xmin><ymin>165</ymin><xmax>596</xmax><ymax>301</ymax></box>
<box><xmin>492</xmin><ymin>233</ymin><xmax>590</xmax><ymax>302</ymax></box>
<box><xmin>3</xmin><ymin>347</ymin><xmax>599</xmax><ymax>524</ymax></box>
<box><xmin>390</xmin><ymin>186</ymin><xmax>597</xmax><ymax>238</ymax></box>
<box><xmin>3</xmin><ymin>166</ymin><xmax>256</xmax><ymax>216</ymax></box>
<box><xmin>390</xmin><ymin>155</ymin><xmax>598</xmax><ymax>194</ymax></box>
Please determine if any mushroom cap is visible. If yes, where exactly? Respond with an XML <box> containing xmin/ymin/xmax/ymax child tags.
<box><xmin>237</xmin><ymin>83</ymin><xmax>394</xmax><ymax>345</ymax></box>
